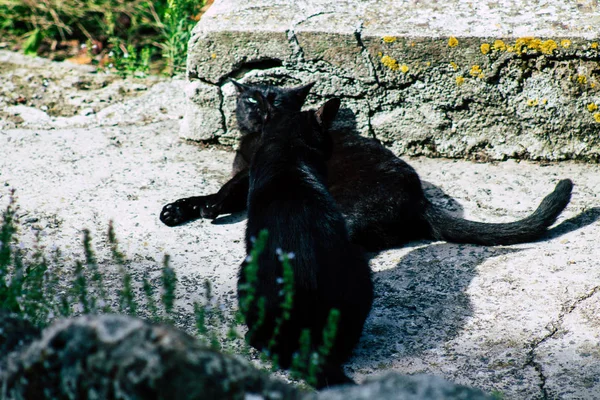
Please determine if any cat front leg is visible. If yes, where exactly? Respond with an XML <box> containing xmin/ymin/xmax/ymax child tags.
<box><xmin>159</xmin><ymin>168</ymin><xmax>250</xmax><ymax>226</ymax></box>
<box><xmin>160</xmin><ymin>195</ymin><xmax>216</xmax><ymax>226</ymax></box>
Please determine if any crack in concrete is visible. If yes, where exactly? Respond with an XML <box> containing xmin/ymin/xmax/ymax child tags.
<box><xmin>524</xmin><ymin>285</ymin><xmax>600</xmax><ymax>400</ymax></box>
<box><xmin>366</xmin><ymin>100</ymin><xmax>377</xmax><ymax>139</ymax></box>
<box><xmin>525</xmin><ymin>327</ymin><xmax>555</xmax><ymax>400</ymax></box>
<box><xmin>354</xmin><ymin>22</ymin><xmax>380</xmax><ymax>86</ymax></box>
<box><xmin>215</xmin><ymin>86</ymin><xmax>227</xmax><ymax>138</ymax></box>
<box><xmin>285</xmin><ymin>29</ymin><xmax>305</xmax><ymax>62</ymax></box>
<box><xmin>286</xmin><ymin>11</ymin><xmax>336</xmax><ymax>63</ymax></box>
<box><xmin>485</xmin><ymin>52</ymin><xmax>517</xmax><ymax>83</ymax></box>
<box><xmin>295</xmin><ymin>11</ymin><xmax>336</xmax><ymax>27</ymax></box>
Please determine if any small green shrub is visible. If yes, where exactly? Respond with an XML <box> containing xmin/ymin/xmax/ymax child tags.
<box><xmin>0</xmin><ymin>191</ymin><xmax>179</xmax><ymax>328</ymax></box>
<box><xmin>0</xmin><ymin>0</ymin><xmax>205</xmax><ymax>76</ymax></box>
<box><xmin>106</xmin><ymin>39</ymin><xmax>153</xmax><ymax>78</ymax></box>
<box><xmin>1</xmin><ymin>192</ymin><xmax>342</xmax><ymax>388</ymax></box>
<box><xmin>238</xmin><ymin>229</ymin><xmax>342</xmax><ymax>386</ymax></box>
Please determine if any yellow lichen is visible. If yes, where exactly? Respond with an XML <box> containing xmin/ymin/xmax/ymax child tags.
<box><xmin>480</xmin><ymin>43</ymin><xmax>491</xmax><ymax>54</ymax></box>
<box><xmin>410</xmin><ymin>41</ymin><xmax>416</xmax><ymax>47</ymax></box>
<box><xmin>577</xmin><ymin>75</ymin><xmax>587</xmax><ymax>85</ymax></box>
<box><xmin>588</xmin><ymin>103</ymin><xmax>599</xmax><ymax>112</ymax></box>
<box><xmin>381</xmin><ymin>55</ymin><xmax>400</xmax><ymax>71</ymax></box>
<box><xmin>594</xmin><ymin>113</ymin><xmax>600</xmax><ymax>123</ymax></box>
<box><xmin>456</xmin><ymin>76</ymin><xmax>465</xmax><ymax>85</ymax></box>
<box><xmin>506</xmin><ymin>46</ymin><xmax>514</xmax><ymax>52</ymax></box>
<box><xmin>560</xmin><ymin>39</ymin><xmax>572</xmax><ymax>48</ymax></box>
<box><xmin>450</xmin><ymin>61</ymin><xmax>459</xmax><ymax>71</ymax></box>
<box><xmin>541</xmin><ymin>98</ymin><xmax>548</xmax><ymax>105</ymax></box>
<box><xmin>592</xmin><ymin>83</ymin><xmax>597</xmax><ymax>88</ymax></box>
<box><xmin>592</xmin><ymin>42</ymin><xmax>599</xmax><ymax>49</ymax></box>
<box><xmin>377</xmin><ymin>51</ymin><xmax>383</xmax><ymax>57</ymax></box>
<box><xmin>426</xmin><ymin>61</ymin><xmax>431</xmax><ymax>67</ymax></box>
<box><xmin>400</xmin><ymin>64</ymin><xmax>409</xmax><ymax>73</ymax></box>
<box><xmin>382</xmin><ymin>36</ymin><xmax>396</xmax><ymax>43</ymax></box>
<box><xmin>514</xmin><ymin>37</ymin><xmax>542</xmax><ymax>54</ymax></box>
<box><xmin>210</xmin><ymin>53</ymin><xmax>217</xmax><ymax>59</ymax></box>
<box><xmin>493</xmin><ymin>40</ymin><xmax>506</xmax><ymax>51</ymax></box>
<box><xmin>540</xmin><ymin>40</ymin><xmax>558</xmax><ymax>55</ymax></box>
<box><xmin>527</xmin><ymin>99</ymin><xmax>539</xmax><ymax>107</ymax></box>
<box><xmin>448</xmin><ymin>36</ymin><xmax>459</xmax><ymax>47</ymax></box>
<box><xmin>469</xmin><ymin>65</ymin><xmax>482</xmax><ymax>77</ymax></box>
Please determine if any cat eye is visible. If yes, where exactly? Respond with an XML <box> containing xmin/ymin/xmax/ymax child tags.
<box><xmin>246</xmin><ymin>97</ymin><xmax>258</xmax><ymax>104</ymax></box>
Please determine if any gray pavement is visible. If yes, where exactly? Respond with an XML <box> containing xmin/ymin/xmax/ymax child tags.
<box><xmin>1</xmin><ymin>51</ymin><xmax>600</xmax><ymax>399</ymax></box>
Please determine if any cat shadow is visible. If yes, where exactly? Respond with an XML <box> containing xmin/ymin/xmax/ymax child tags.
<box><xmin>543</xmin><ymin>207</ymin><xmax>600</xmax><ymax>241</ymax></box>
<box><xmin>349</xmin><ymin>242</ymin><xmax>521</xmax><ymax>371</ymax></box>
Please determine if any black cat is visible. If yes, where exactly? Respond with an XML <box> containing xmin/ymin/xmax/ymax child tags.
<box><xmin>238</xmin><ymin>94</ymin><xmax>373</xmax><ymax>388</ymax></box>
<box><xmin>160</xmin><ymin>81</ymin><xmax>573</xmax><ymax>251</ymax></box>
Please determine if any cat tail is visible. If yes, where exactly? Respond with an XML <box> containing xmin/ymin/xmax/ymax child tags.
<box><xmin>423</xmin><ymin>179</ymin><xmax>573</xmax><ymax>245</ymax></box>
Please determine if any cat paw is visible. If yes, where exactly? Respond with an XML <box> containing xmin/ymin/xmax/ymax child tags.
<box><xmin>159</xmin><ymin>198</ymin><xmax>200</xmax><ymax>226</ymax></box>
<box><xmin>160</xmin><ymin>201</ymin><xmax>189</xmax><ymax>227</ymax></box>
<box><xmin>160</xmin><ymin>196</ymin><xmax>220</xmax><ymax>226</ymax></box>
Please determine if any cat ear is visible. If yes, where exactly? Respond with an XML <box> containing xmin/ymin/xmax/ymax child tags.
<box><xmin>290</xmin><ymin>81</ymin><xmax>315</xmax><ymax>103</ymax></box>
<box><xmin>231</xmin><ymin>79</ymin><xmax>250</xmax><ymax>94</ymax></box>
<box><xmin>315</xmin><ymin>98</ymin><xmax>341</xmax><ymax>128</ymax></box>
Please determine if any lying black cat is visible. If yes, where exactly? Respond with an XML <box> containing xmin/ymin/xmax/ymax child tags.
<box><xmin>238</xmin><ymin>94</ymin><xmax>372</xmax><ymax>388</ymax></box>
<box><xmin>160</xmin><ymin>81</ymin><xmax>573</xmax><ymax>251</ymax></box>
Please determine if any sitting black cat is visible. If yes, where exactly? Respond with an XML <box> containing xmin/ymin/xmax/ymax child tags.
<box><xmin>160</xmin><ymin>81</ymin><xmax>573</xmax><ymax>251</ymax></box>
<box><xmin>238</xmin><ymin>94</ymin><xmax>373</xmax><ymax>388</ymax></box>
<box><xmin>160</xmin><ymin>82</ymin><xmax>314</xmax><ymax>223</ymax></box>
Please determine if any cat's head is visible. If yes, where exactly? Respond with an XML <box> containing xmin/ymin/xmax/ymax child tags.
<box><xmin>231</xmin><ymin>80</ymin><xmax>315</xmax><ymax>135</ymax></box>
<box><xmin>251</xmin><ymin>90</ymin><xmax>340</xmax><ymax>158</ymax></box>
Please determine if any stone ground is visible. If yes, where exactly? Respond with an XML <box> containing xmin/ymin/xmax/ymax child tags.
<box><xmin>1</xmin><ymin>51</ymin><xmax>600</xmax><ymax>399</ymax></box>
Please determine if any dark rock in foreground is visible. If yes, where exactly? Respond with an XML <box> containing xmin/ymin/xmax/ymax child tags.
<box><xmin>1</xmin><ymin>314</ymin><xmax>493</xmax><ymax>399</ymax></box>
<box><xmin>1</xmin><ymin>314</ymin><xmax>302</xmax><ymax>400</ymax></box>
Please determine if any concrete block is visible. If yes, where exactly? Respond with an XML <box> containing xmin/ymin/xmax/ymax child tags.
<box><xmin>183</xmin><ymin>0</ymin><xmax>600</xmax><ymax>161</ymax></box>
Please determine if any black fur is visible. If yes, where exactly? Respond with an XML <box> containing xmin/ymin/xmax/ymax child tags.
<box><xmin>160</xmin><ymin>81</ymin><xmax>313</xmax><ymax>224</ymax></box>
<box><xmin>238</xmin><ymin>95</ymin><xmax>373</xmax><ymax>388</ymax></box>
<box><xmin>160</xmin><ymin>82</ymin><xmax>573</xmax><ymax>251</ymax></box>
<box><xmin>325</xmin><ymin>129</ymin><xmax>573</xmax><ymax>249</ymax></box>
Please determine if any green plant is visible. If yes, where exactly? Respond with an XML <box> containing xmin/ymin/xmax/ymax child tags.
<box><xmin>237</xmin><ymin>230</ymin><xmax>342</xmax><ymax>386</ymax></box>
<box><xmin>0</xmin><ymin>191</ymin><xmax>179</xmax><ymax>328</ymax></box>
<box><xmin>0</xmin><ymin>190</ymin><xmax>56</xmax><ymax>325</ymax></box>
<box><xmin>194</xmin><ymin>280</ymin><xmax>224</xmax><ymax>350</ymax></box>
<box><xmin>106</xmin><ymin>38</ymin><xmax>153</xmax><ymax>77</ymax></box>
<box><xmin>0</xmin><ymin>0</ymin><xmax>205</xmax><ymax>76</ymax></box>
<box><xmin>491</xmin><ymin>390</ymin><xmax>505</xmax><ymax>399</ymax></box>
<box><xmin>238</xmin><ymin>230</ymin><xmax>268</xmax><ymax>319</ymax></box>
<box><xmin>156</xmin><ymin>0</ymin><xmax>202</xmax><ymax>74</ymax></box>
<box><xmin>1</xmin><ymin>192</ymin><xmax>343</xmax><ymax>388</ymax></box>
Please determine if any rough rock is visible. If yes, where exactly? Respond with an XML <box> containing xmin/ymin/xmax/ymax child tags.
<box><xmin>183</xmin><ymin>0</ymin><xmax>600</xmax><ymax>161</ymax></box>
<box><xmin>0</xmin><ymin>50</ymin><xmax>185</xmax><ymax>130</ymax></box>
<box><xmin>0</xmin><ymin>311</ymin><xmax>40</xmax><ymax>358</ymax></box>
<box><xmin>2</xmin><ymin>314</ymin><xmax>304</xmax><ymax>400</ymax></box>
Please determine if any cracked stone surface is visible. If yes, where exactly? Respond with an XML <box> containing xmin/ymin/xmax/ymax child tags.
<box><xmin>183</xmin><ymin>0</ymin><xmax>600</xmax><ymax>161</ymax></box>
<box><xmin>533</xmin><ymin>288</ymin><xmax>600</xmax><ymax>398</ymax></box>
<box><xmin>2</xmin><ymin>51</ymin><xmax>600</xmax><ymax>399</ymax></box>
